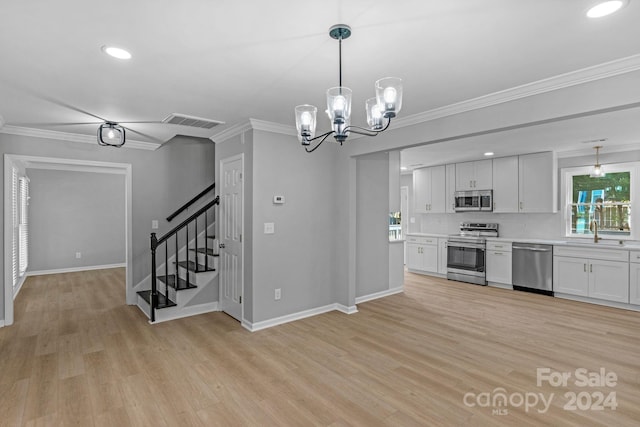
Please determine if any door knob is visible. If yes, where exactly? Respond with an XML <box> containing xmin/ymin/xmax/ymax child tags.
<box><xmin>219</xmin><ymin>243</ymin><xmax>226</xmax><ymax>248</ymax></box>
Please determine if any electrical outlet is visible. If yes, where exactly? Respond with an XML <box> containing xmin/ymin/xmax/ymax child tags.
<box><xmin>275</xmin><ymin>288</ymin><xmax>281</xmax><ymax>300</ymax></box>
<box><xmin>75</xmin><ymin>252</ymin><xmax>82</xmax><ymax>259</ymax></box>
<box><xmin>264</xmin><ymin>222</ymin><xmax>275</xmax><ymax>234</ymax></box>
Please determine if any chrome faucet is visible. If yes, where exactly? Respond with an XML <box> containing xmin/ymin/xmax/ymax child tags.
<box><xmin>590</xmin><ymin>220</ymin><xmax>601</xmax><ymax>243</ymax></box>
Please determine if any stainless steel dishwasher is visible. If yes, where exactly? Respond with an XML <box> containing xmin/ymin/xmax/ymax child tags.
<box><xmin>512</xmin><ymin>242</ymin><xmax>553</xmax><ymax>296</ymax></box>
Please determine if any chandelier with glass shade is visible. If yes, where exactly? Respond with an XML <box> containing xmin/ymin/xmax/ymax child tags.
<box><xmin>295</xmin><ymin>24</ymin><xmax>403</xmax><ymax>153</ymax></box>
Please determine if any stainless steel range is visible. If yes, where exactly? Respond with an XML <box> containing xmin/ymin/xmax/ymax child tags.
<box><xmin>446</xmin><ymin>222</ymin><xmax>499</xmax><ymax>285</ymax></box>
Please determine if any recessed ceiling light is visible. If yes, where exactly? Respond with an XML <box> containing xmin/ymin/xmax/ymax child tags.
<box><xmin>586</xmin><ymin>1</ymin><xmax>627</xmax><ymax>18</ymax></box>
<box><xmin>484</xmin><ymin>152</ymin><xmax>494</xmax><ymax>157</ymax></box>
<box><xmin>401</xmin><ymin>166</ymin><xmax>408</xmax><ymax>171</ymax></box>
<box><xmin>102</xmin><ymin>45</ymin><xmax>132</xmax><ymax>60</ymax></box>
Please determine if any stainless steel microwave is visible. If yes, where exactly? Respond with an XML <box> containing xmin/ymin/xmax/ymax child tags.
<box><xmin>454</xmin><ymin>190</ymin><xmax>493</xmax><ymax>212</ymax></box>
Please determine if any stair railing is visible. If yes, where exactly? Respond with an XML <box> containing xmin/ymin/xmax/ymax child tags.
<box><xmin>166</xmin><ymin>182</ymin><xmax>215</xmax><ymax>222</ymax></box>
<box><xmin>150</xmin><ymin>195</ymin><xmax>219</xmax><ymax>322</ymax></box>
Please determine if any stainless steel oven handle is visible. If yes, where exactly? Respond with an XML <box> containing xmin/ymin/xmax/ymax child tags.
<box><xmin>447</xmin><ymin>241</ymin><xmax>485</xmax><ymax>249</ymax></box>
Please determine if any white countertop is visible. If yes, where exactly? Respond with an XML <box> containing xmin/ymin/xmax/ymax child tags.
<box><xmin>407</xmin><ymin>233</ymin><xmax>640</xmax><ymax>250</ymax></box>
<box><xmin>405</xmin><ymin>232</ymin><xmax>449</xmax><ymax>238</ymax></box>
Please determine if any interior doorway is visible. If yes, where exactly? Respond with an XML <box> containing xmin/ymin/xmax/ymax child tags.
<box><xmin>3</xmin><ymin>154</ymin><xmax>132</xmax><ymax>326</ymax></box>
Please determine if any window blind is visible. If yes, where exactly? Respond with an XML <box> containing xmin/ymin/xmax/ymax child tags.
<box><xmin>11</xmin><ymin>167</ymin><xmax>18</xmax><ymax>288</ymax></box>
<box><xmin>18</xmin><ymin>176</ymin><xmax>29</xmax><ymax>276</ymax></box>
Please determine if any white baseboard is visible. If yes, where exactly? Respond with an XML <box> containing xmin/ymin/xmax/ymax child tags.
<box><xmin>13</xmin><ymin>276</ymin><xmax>27</xmax><ymax>300</ymax></box>
<box><xmin>243</xmin><ymin>303</ymin><xmax>342</xmax><ymax>332</ymax></box>
<box><xmin>554</xmin><ymin>293</ymin><xmax>640</xmax><ymax>312</ymax></box>
<box><xmin>27</xmin><ymin>263</ymin><xmax>126</xmax><ymax>276</ymax></box>
<box><xmin>0</xmin><ymin>320</ymin><xmax>5</xmax><ymax>328</ymax></box>
<box><xmin>355</xmin><ymin>286</ymin><xmax>404</xmax><ymax>304</ymax></box>
<box><xmin>153</xmin><ymin>302</ymin><xmax>220</xmax><ymax>324</ymax></box>
<box><xmin>488</xmin><ymin>282</ymin><xmax>513</xmax><ymax>290</ymax></box>
<box><xmin>335</xmin><ymin>304</ymin><xmax>358</xmax><ymax>314</ymax></box>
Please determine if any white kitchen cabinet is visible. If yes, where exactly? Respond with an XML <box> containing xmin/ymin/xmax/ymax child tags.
<box><xmin>438</xmin><ymin>238</ymin><xmax>448</xmax><ymax>274</ymax></box>
<box><xmin>486</xmin><ymin>241</ymin><xmax>512</xmax><ymax>285</ymax></box>
<box><xmin>518</xmin><ymin>152</ymin><xmax>557</xmax><ymax>213</ymax></box>
<box><xmin>413</xmin><ymin>166</ymin><xmax>445</xmax><ymax>213</ymax></box>
<box><xmin>553</xmin><ymin>246</ymin><xmax>629</xmax><ymax>302</ymax></box>
<box><xmin>492</xmin><ymin>156</ymin><xmax>519</xmax><ymax>213</ymax></box>
<box><xmin>455</xmin><ymin>159</ymin><xmax>492</xmax><ymax>191</ymax></box>
<box><xmin>589</xmin><ymin>259</ymin><xmax>629</xmax><ymax>303</ymax></box>
<box><xmin>629</xmin><ymin>251</ymin><xmax>640</xmax><ymax>305</ymax></box>
<box><xmin>406</xmin><ymin>235</ymin><xmax>438</xmax><ymax>274</ymax></box>
<box><xmin>445</xmin><ymin>164</ymin><xmax>456</xmax><ymax>213</ymax></box>
<box><xmin>554</xmin><ymin>256</ymin><xmax>589</xmax><ymax>296</ymax></box>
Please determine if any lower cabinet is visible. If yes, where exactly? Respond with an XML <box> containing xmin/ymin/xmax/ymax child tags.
<box><xmin>406</xmin><ymin>235</ymin><xmax>439</xmax><ymax>274</ymax></box>
<box><xmin>438</xmin><ymin>238</ymin><xmax>448</xmax><ymax>275</ymax></box>
<box><xmin>486</xmin><ymin>241</ymin><xmax>512</xmax><ymax>285</ymax></box>
<box><xmin>629</xmin><ymin>252</ymin><xmax>640</xmax><ymax>305</ymax></box>
<box><xmin>553</xmin><ymin>247</ymin><xmax>629</xmax><ymax>303</ymax></box>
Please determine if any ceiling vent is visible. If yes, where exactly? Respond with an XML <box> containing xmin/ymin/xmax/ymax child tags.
<box><xmin>162</xmin><ymin>113</ymin><xmax>224</xmax><ymax>129</ymax></box>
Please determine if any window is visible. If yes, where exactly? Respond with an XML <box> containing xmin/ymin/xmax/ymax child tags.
<box><xmin>11</xmin><ymin>169</ymin><xmax>29</xmax><ymax>291</ymax></box>
<box><xmin>18</xmin><ymin>176</ymin><xmax>29</xmax><ymax>276</ymax></box>
<box><xmin>562</xmin><ymin>162</ymin><xmax>637</xmax><ymax>239</ymax></box>
<box><xmin>11</xmin><ymin>167</ymin><xmax>18</xmax><ymax>288</ymax></box>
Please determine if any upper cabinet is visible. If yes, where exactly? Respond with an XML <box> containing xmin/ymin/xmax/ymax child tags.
<box><xmin>492</xmin><ymin>156</ymin><xmax>519</xmax><ymax>213</ymax></box>
<box><xmin>414</xmin><ymin>165</ymin><xmax>446</xmax><ymax>213</ymax></box>
<box><xmin>455</xmin><ymin>159</ymin><xmax>493</xmax><ymax>191</ymax></box>
<box><xmin>491</xmin><ymin>152</ymin><xmax>558</xmax><ymax>213</ymax></box>
<box><xmin>518</xmin><ymin>152</ymin><xmax>557</xmax><ymax>213</ymax></box>
<box><xmin>445</xmin><ymin>164</ymin><xmax>456</xmax><ymax>213</ymax></box>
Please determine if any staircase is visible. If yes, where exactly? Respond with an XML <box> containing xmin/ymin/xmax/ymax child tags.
<box><xmin>136</xmin><ymin>186</ymin><xmax>221</xmax><ymax>323</ymax></box>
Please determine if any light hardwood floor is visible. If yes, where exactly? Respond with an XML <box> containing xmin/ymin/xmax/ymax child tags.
<box><xmin>1</xmin><ymin>268</ymin><xmax>639</xmax><ymax>426</ymax></box>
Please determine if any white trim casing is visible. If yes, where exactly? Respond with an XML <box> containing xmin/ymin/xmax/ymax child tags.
<box><xmin>561</xmin><ymin>162</ymin><xmax>639</xmax><ymax>240</ymax></box>
<box><xmin>3</xmin><ymin>154</ymin><xmax>134</xmax><ymax>327</ymax></box>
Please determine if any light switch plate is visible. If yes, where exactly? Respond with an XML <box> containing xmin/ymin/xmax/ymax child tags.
<box><xmin>273</xmin><ymin>195</ymin><xmax>285</xmax><ymax>204</ymax></box>
<box><xmin>264</xmin><ymin>222</ymin><xmax>275</xmax><ymax>234</ymax></box>
<box><xmin>152</xmin><ymin>220</ymin><xmax>158</xmax><ymax>229</ymax></box>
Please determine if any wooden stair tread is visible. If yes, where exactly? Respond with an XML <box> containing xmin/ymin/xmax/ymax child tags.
<box><xmin>189</xmin><ymin>247</ymin><xmax>220</xmax><ymax>257</ymax></box>
<box><xmin>157</xmin><ymin>275</ymin><xmax>197</xmax><ymax>290</ymax></box>
<box><xmin>207</xmin><ymin>235</ymin><xmax>216</xmax><ymax>239</ymax></box>
<box><xmin>175</xmin><ymin>260</ymin><xmax>216</xmax><ymax>273</ymax></box>
<box><xmin>137</xmin><ymin>290</ymin><xmax>177</xmax><ymax>309</ymax></box>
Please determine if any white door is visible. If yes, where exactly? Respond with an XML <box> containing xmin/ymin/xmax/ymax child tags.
<box><xmin>219</xmin><ymin>155</ymin><xmax>243</xmax><ymax>321</ymax></box>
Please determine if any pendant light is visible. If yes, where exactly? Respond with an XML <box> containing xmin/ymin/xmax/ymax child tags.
<box><xmin>590</xmin><ymin>146</ymin><xmax>605</xmax><ymax>177</ymax></box>
<box><xmin>295</xmin><ymin>24</ymin><xmax>403</xmax><ymax>153</ymax></box>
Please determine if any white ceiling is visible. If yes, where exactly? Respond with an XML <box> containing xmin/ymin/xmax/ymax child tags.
<box><xmin>1</xmin><ymin>1</ymin><xmax>639</xmax><ymax>156</ymax></box>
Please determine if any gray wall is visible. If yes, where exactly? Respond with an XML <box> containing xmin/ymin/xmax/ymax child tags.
<box><xmin>356</xmin><ymin>152</ymin><xmax>390</xmax><ymax>298</ymax></box>
<box><xmin>28</xmin><ymin>169</ymin><xmax>126</xmax><ymax>271</ymax></box>
<box><xmin>1</xmin><ymin>133</ymin><xmax>215</xmax><ymax>322</ymax></box>
<box><xmin>250</xmin><ymin>130</ymin><xmax>337</xmax><ymax>322</ymax></box>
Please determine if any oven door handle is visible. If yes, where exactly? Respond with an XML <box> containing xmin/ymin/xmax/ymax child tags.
<box><xmin>447</xmin><ymin>241</ymin><xmax>485</xmax><ymax>250</ymax></box>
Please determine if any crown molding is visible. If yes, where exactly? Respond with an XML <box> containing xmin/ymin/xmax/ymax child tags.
<box><xmin>394</xmin><ymin>53</ymin><xmax>640</xmax><ymax>129</ymax></box>
<box><xmin>0</xmin><ymin>125</ymin><xmax>161</xmax><ymax>151</ymax></box>
<box><xmin>249</xmin><ymin>118</ymin><xmax>297</xmax><ymax>136</ymax></box>
<box><xmin>210</xmin><ymin>118</ymin><xmax>297</xmax><ymax>144</ymax></box>
<box><xmin>209</xmin><ymin>121</ymin><xmax>253</xmax><ymax>143</ymax></box>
